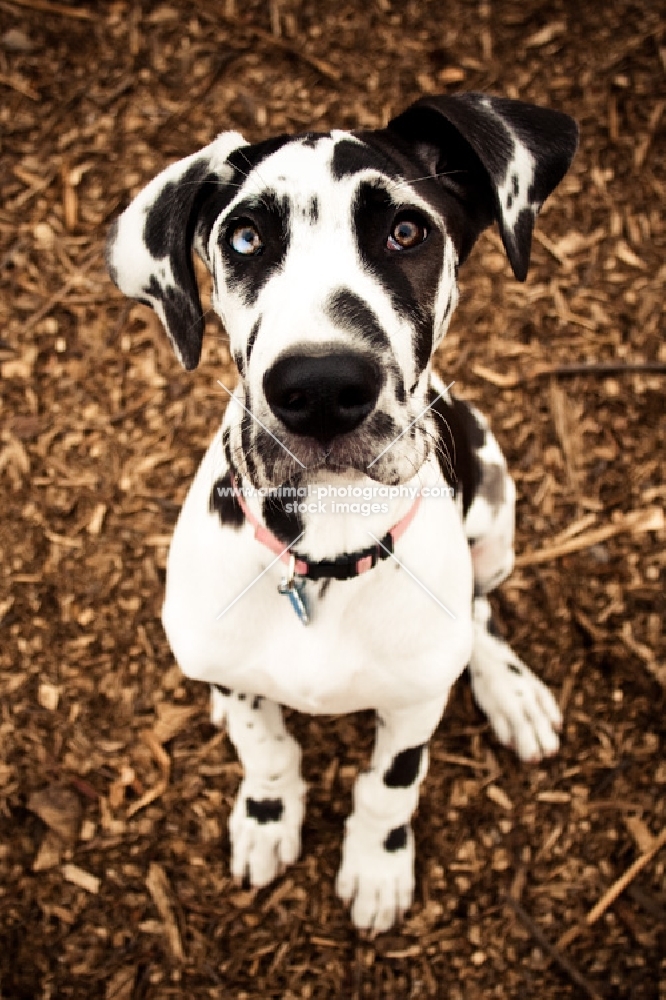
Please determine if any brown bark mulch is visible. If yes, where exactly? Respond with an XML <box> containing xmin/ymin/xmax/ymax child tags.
<box><xmin>0</xmin><ymin>1</ymin><xmax>664</xmax><ymax>997</ymax></box>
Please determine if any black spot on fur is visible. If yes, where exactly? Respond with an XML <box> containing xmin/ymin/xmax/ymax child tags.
<box><xmin>429</xmin><ymin>389</ymin><xmax>485</xmax><ymax>516</ymax></box>
<box><xmin>210</xmin><ymin>471</ymin><xmax>244</xmax><ymax>529</ymax></box>
<box><xmin>246</xmin><ymin>798</ymin><xmax>284</xmax><ymax>824</ymax></box>
<box><xmin>309</xmin><ymin>196</ymin><xmax>319</xmax><ymax>223</ymax></box>
<box><xmin>222</xmin><ymin>427</ymin><xmax>233</xmax><ymax>469</ymax></box>
<box><xmin>487</xmin><ymin>614</ymin><xmax>503</xmax><ymax>640</ymax></box>
<box><xmin>262</xmin><ymin>489</ymin><xmax>303</xmax><ymax>546</ymax></box>
<box><xmin>384</xmin><ymin>824</ymin><xmax>409</xmax><ymax>852</ymax></box>
<box><xmin>326</xmin><ymin>288</ymin><xmax>391</xmax><ymax>354</ymax></box>
<box><xmin>383</xmin><ymin>745</ymin><xmax>424</xmax><ymax>788</ymax></box>
<box><xmin>364</xmin><ymin>409</ymin><xmax>397</xmax><ymax>442</ymax></box>
<box><xmin>394</xmin><ymin>368</ymin><xmax>406</xmax><ymax>404</ymax></box>
<box><xmin>226</xmin><ymin>136</ymin><xmax>292</xmax><ymax>181</ymax></box>
<box><xmin>331</xmin><ymin>139</ymin><xmax>378</xmax><ymax>180</ymax></box>
<box><xmin>508</xmin><ymin>661</ymin><xmax>522</xmax><ymax>675</ymax></box>
<box><xmin>301</xmin><ymin>132</ymin><xmax>329</xmax><ymax>148</ymax></box>
<box><xmin>214</xmin><ymin>684</ymin><xmax>232</xmax><ymax>696</ymax></box>
<box><xmin>251</xmin><ymin>696</ymin><xmax>264</xmax><ymax>710</ymax></box>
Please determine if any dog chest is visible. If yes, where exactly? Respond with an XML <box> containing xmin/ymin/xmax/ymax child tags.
<box><xmin>162</xmin><ymin>466</ymin><xmax>474</xmax><ymax>714</ymax></box>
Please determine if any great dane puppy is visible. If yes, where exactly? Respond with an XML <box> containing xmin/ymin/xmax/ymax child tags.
<box><xmin>107</xmin><ymin>92</ymin><xmax>578</xmax><ymax>932</ymax></box>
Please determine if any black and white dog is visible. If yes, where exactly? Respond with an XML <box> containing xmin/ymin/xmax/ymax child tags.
<box><xmin>107</xmin><ymin>93</ymin><xmax>578</xmax><ymax>933</ymax></box>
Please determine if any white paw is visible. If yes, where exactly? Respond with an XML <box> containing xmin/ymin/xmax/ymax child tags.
<box><xmin>229</xmin><ymin>776</ymin><xmax>306</xmax><ymax>887</ymax></box>
<box><xmin>336</xmin><ymin>815</ymin><xmax>415</xmax><ymax>934</ymax></box>
<box><xmin>470</xmin><ymin>627</ymin><xmax>562</xmax><ymax>762</ymax></box>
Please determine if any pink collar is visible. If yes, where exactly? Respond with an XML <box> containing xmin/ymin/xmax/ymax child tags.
<box><xmin>231</xmin><ymin>477</ymin><xmax>421</xmax><ymax>582</ymax></box>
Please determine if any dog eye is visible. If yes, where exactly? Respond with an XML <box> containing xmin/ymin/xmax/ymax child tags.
<box><xmin>228</xmin><ymin>222</ymin><xmax>264</xmax><ymax>256</ymax></box>
<box><xmin>387</xmin><ymin>214</ymin><xmax>429</xmax><ymax>251</ymax></box>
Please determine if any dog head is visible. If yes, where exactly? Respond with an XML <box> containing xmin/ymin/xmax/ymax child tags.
<box><xmin>107</xmin><ymin>93</ymin><xmax>578</xmax><ymax>489</ymax></box>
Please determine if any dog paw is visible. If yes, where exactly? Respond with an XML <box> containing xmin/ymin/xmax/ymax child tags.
<box><xmin>336</xmin><ymin>816</ymin><xmax>415</xmax><ymax>934</ymax></box>
<box><xmin>229</xmin><ymin>777</ymin><xmax>306</xmax><ymax>887</ymax></box>
<box><xmin>470</xmin><ymin>629</ymin><xmax>562</xmax><ymax>762</ymax></box>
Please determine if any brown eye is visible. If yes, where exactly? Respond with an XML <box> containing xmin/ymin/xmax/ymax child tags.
<box><xmin>387</xmin><ymin>214</ymin><xmax>428</xmax><ymax>251</ymax></box>
<box><xmin>229</xmin><ymin>221</ymin><xmax>263</xmax><ymax>256</ymax></box>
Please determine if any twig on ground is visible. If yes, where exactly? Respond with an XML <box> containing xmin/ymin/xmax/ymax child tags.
<box><xmin>474</xmin><ymin>360</ymin><xmax>666</xmax><ymax>388</ymax></box>
<box><xmin>515</xmin><ymin>507</ymin><xmax>664</xmax><ymax>567</ymax></box>
<box><xmin>506</xmin><ymin>897</ymin><xmax>604</xmax><ymax>1000</ymax></box>
<box><xmin>586</xmin><ymin>826</ymin><xmax>666</xmax><ymax>926</ymax></box>
<box><xmin>6</xmin><ymin>0</ymin><xmax>95</xmax><ymax>18</ymax></box>
<box><xmin>220</xmin><ymin>16</ymin><xmax>341</xmax><ymax>81</ymax></box>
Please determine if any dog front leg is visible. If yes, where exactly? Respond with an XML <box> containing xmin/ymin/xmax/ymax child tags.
<box><xmin>336</xmin><ymin>696</ymin><xmax>448</xmax><ymax>934</ymax></box>
<box><xmin>211</xmin><ymin>686</ymin><xmax>306</xmax><ymax>888</ymax></box>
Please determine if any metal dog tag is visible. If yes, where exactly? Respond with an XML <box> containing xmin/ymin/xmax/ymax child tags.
<box><xmin>278</xmin><ymin>556</ymin><xmax>310</xmax><ymax>625</ymax></box>
<box><xmin>278</xmin><ymin>576</ymin><xmax>310</xmax><ymax>624</ymax></box>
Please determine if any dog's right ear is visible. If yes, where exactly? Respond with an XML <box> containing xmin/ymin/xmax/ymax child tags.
<box><xmin>106</xmin><ymin>132</ymin><xmax>246</xmax><ymax>371</ymax></box>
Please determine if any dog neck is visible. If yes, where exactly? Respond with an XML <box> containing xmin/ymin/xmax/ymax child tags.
<box><xmin>230</xmin><ymin>465</ymin><xmax>430</xmax><ymax>564</ymax></box>
<box><xmin>231</xmin><ymin>470</ymin><xmax>422</xmax><ymax>582</ymax></box>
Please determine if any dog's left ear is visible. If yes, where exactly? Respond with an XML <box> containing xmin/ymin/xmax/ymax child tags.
<box><xmin>387</xmin><ymin>93</ymin><xmax>579</xmax><ymax>280</ymax></box>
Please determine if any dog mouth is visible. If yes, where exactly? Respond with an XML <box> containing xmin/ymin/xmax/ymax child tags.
<box><xmin>245</xmin><ymin>421</ymin><xmax>430</xmax><ymax>490</ymax></box>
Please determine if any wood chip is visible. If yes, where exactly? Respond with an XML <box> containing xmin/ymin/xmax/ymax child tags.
<box><xmin>62</xmin><ymin>863</ymin><xmax>101</xmax><ymax>894</ymax></box>
<box><xmin>145</xmin><ymin>862</ymin><xmax>184</xmax><ymax>962</ymax></box>
<box><xmin>33</xmin><ymin>830</ymin><xmax>63</xmax><ymax>871</ymax></box>
<box><xmin>37</xmin><ymin>681</ymin><xmax>60</xmax><ymax>711</ymax></box>
<box><xmin>486</xmin><ymin>784</ymin><xmax>513</xmax><ymax>811</ymax></box>
<box><xmin>152</xmin><ymin>702</ymin><xmax>199</xmax><ymax>744</ymax></box>
<box><xmin>27</xmin><ymin>785</ymin><xmax>82</xmax><ymax>841</ymax></box>
<box><xmin>105</xmin><ymin>967</ymin><xmax>137</xmax><ymax>1000</ymax></box>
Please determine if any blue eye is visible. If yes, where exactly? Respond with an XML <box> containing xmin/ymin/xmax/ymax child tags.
<box><xmin>387</xmin><ymin>213</ymin><xmax>429</xmax><ymax>251</ymax></box>
<box><xmin>229</xmin><ymin>222</ymin><xmax>263</xmax><ymax>256</ymax></box>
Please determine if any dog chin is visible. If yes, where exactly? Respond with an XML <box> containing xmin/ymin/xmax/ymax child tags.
<box><xmin>253</xmin><ymin>439</ymin><xmax>429</xmax><ymax>491</ymax></box>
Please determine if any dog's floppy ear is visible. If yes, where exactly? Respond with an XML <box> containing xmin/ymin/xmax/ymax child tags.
<box><xmin>106</xmin><ymin>131</ymin><xmax>246</xmax><ymax>370</ymax></box>
<box><xmin>387</xmin><ymin>93</ymin><xmax>579</xmax><ymax>280</ymax></box>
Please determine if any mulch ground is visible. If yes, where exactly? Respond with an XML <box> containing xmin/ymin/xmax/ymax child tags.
<box><xmin>1</xmin><ymin>0</ymin><xmax>665</xmax><ymax>997</ymax></box>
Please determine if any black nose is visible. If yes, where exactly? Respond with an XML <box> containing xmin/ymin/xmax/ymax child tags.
<box><xmin>263</xmin><ymin>350</ymin><xmax>382</xmax><ymax>442</ymax></box>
